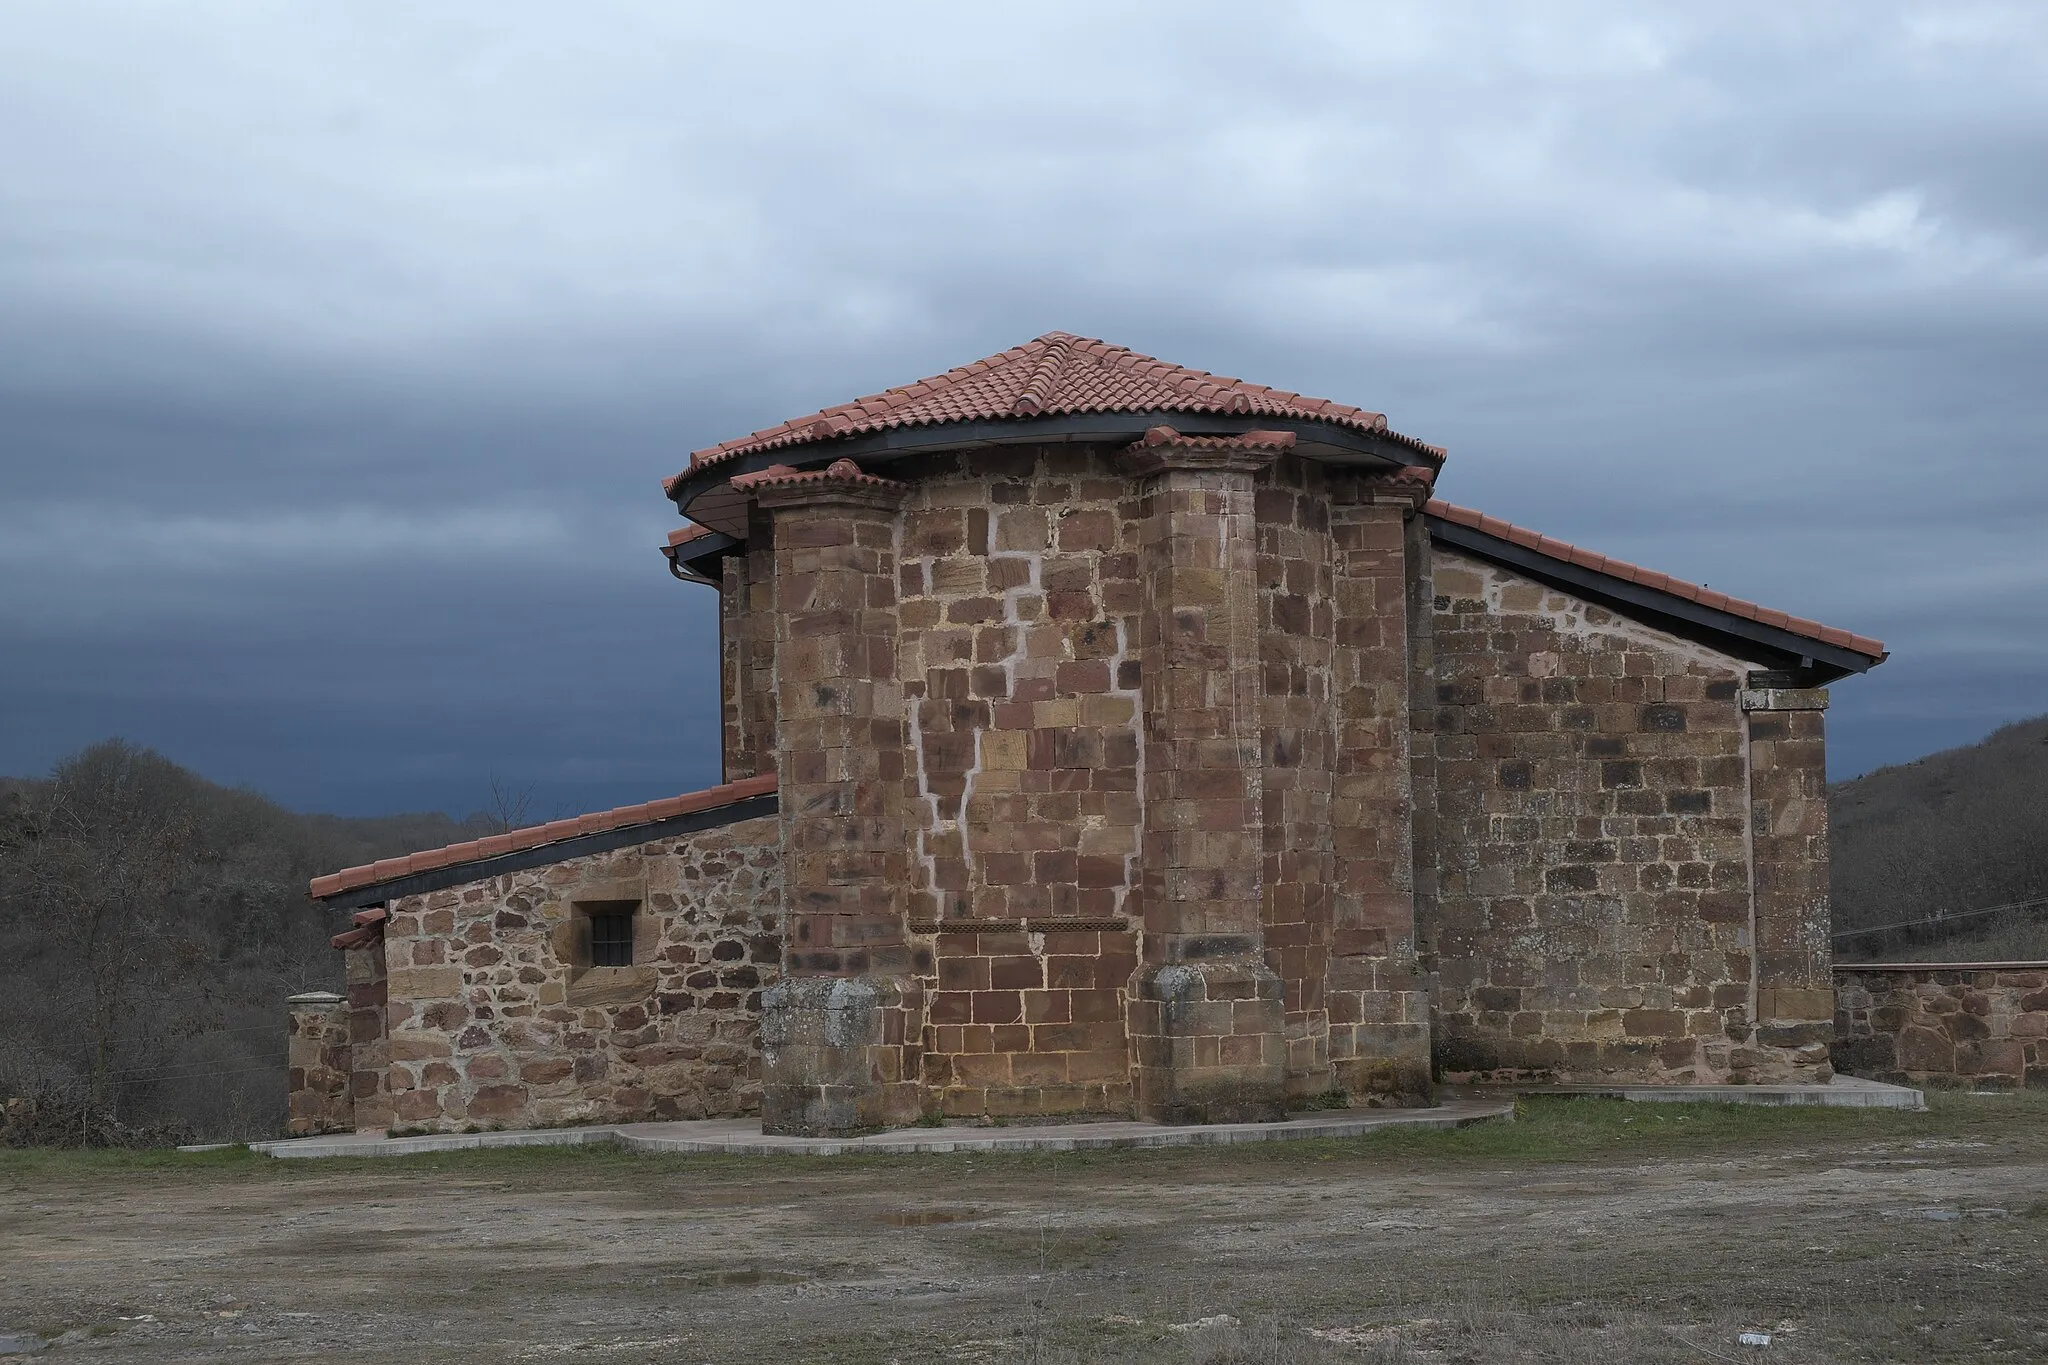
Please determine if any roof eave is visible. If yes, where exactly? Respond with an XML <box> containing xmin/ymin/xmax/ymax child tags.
<box><xmin>662</xmin><ymin>530</ymin><xmax>740</xmax><ymax>585</ymax></box>
<box><xmin>666</xmin><ymin>411</ymin><xmax>1438</xmax><ymax>520</ymax></box>
<box><xmin>311</xmin><ymin>790</ymin><xmax>780</xmax><ymax>913</ymax></box>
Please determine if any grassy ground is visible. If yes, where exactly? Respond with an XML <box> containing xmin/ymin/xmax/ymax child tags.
<box><xmin>4</xmin><ymin>1093</ymin><xmax>2045</xmax><ymax>1363</ymax></box>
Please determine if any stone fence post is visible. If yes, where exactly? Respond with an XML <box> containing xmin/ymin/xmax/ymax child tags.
<box><xmin>285</xmin><ymin>991</ymin><xmax>353</xmax><ymax>1136</ymax></box>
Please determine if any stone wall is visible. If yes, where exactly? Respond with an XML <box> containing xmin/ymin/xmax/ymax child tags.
<box><xmin>364</xmin><ymin>814</ymin><xmax>781</xmax><ymax>1133</ymax></box>
<box><xmin>1834</xmin><ymin>963</ymin><xmax>2048</xmax><ymax>1088</ymax></box>
<box><xmin>888</xmin><ymin>445</ymin><xmax>1149</xmax><ymax>1119</ymax></box>
<box><xmin>916</xmin><ymin>925</ymin><xmax>1136</xmax><ymax>1117</ymax></box>
<box><xmin>1324</xmin><ymin>480</ymin><xmax>1432</xmax><ymax>1100</ymax></box>
<box><xmin>346</xmin><ymin>940</ymin><xmax>392</xmax><ymax>1131</ymax></box>
<box><xmin>1429</xmin><ymin>550</ymin><xmax>1782</xmax><ymax>1083</ymax></box>
<box><xmin>1257</xmin><ymin>456</ymin><xmax>1338</xmax><ymax>1093</ymax></box>
<box><xmin>892</xmin><ymin>444</ymin><xmax>1146</xmax><ymax>927</ymax></box>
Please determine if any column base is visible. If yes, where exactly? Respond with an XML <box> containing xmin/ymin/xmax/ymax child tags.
<box><xmin>1725</xmin><ymin>1002</ymin><xmax>1836</xmax><ymax>1084</ymax></box>
<box><xmin>759</xmin><ymin>976</ymin><xmax>923</xmax><ymax>1136</ymax></box>
<box><xmin>1128</xmin><ymin>959</ymin><xmax>1287</xmax><ymax>1124</ymax></box>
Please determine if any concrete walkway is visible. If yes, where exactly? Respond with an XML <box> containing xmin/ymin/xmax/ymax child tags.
<box><xmin>213</xmin><ymin>1099</ymin><xmax>1515</xmax><ymax>1160</ymax></box>
<box><xmin>1473</xmin><ymin>1075</ymin><xmax>1925</xmax><ymax>1110</ymax></box>
<box><xmin>192</xmin><ymin>1076</ymin><xmax>1922</xmax><ymax>1161</ymax></box>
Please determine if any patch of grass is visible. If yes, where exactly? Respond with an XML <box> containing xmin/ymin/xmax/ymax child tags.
<box><xmin>0</xmin><ymin>1141</ymin><xmax>270</xmax><ymax>1179</ymax></box>
<box><xmin>6</xmin><ymin>1091</ymin><xmax>2044</xmax><ymax>1187</ymax></box>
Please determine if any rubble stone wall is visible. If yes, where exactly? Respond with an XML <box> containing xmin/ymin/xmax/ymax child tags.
<box><xmin>369</xmin><ymin>814</ymin><xmax>781</xmax><ymax>1133</ymax></box>
<box><xmin>1429</xmin><ymin>550</ymin><xmax>1776</xmax><ymax>1083</ymax></box>
<box><xmin>1834</xmin><ymin>964</ymin><xmax>2048</xmax><ymax>1088</ymax></box>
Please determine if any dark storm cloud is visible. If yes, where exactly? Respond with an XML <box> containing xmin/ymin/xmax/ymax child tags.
<box><xmin>2</xmin><ymin>1</ymin><xmax>2043</xmax><ymax>812</ymax></box>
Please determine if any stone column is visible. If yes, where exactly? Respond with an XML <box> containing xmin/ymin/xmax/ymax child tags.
<box><xmin>1120</xmin><ymin>426</ymin><xmax>1290</xmax><ymax>1124</ymax></box>
<box><xmin>740</xmin><ymin>458</ymin><xmax>924</xmax><ymax>1135</ymax></box>
<box><xmin>1324</xmin><ymin>476</ymin><xmax>1433</xmax><ymax>1103</ymax></box>
<box><xmin>285</xmin><ymin>991</ymin><xmax>352</xmax><ymax>1136</ymax></box>
<box><xmin>1741</xmin><ymin>685</ymin><xmax>1834</xmax><ymax>1082</ymax></box>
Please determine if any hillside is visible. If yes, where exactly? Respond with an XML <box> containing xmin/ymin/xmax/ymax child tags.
<box><xmin>1829</xmin><ymin>714</ymin><xmax>2048</xmax><ymax>947</ymax></box>
<box><xmin>0</xmin><ymin>742</ymin><xmax>498</xmax><ymax>1142</ymax></box>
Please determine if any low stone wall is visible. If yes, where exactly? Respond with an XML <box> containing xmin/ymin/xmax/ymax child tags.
<box><xmin>1833</xmin><ymin>963</ymin><xmax>2048</xmax><ymax>1089</ymax></box>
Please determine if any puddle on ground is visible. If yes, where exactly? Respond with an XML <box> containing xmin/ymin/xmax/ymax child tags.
<box><xmin>669</xmin><ymin>1267</ymin><xmax>811</xmax><ymax>1288</ymax></box>
<box><xmin>1883</xmin><ymin>1207</ymin><xmax>1961</xmax><ymax>1222</ymax></box>
<box><xmin>878</xmin><ymin>1208</ymin><xmax>983</xmax><ymax>1227</ymax></box>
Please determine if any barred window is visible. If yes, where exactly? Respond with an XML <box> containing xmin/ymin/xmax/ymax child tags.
<box><xmin>586</xmin><ymin>904</ymin><xmax>636</xmax><ymax>967</ymax></box>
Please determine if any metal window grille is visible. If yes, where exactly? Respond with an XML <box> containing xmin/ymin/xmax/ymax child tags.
<box><xmin>588</xmin><ymin>908</ymin><xmax>635</xmax><ymax>967</ymax></box>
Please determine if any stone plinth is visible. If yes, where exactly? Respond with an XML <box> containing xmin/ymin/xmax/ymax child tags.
<box><xmin>759</xmin><ymin>976</ymin><xmax>924</xmax><ymax>1133</ymax></box>
<box><xmin>1128</xmin><ymin>959</ymin><xmax>1287</xmax><ymax>1123</ymax></box>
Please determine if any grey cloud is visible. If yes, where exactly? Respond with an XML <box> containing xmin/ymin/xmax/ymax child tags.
<box><xmin>2</xmin><ymin>1</ymin><xmax>2043</xmax><ymax>811</ymax></box>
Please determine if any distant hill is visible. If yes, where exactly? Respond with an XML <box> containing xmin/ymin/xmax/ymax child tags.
<box><xmin>1830</xmin><ymin>715</ymin><xmax>2048</xmax><ymax>941</ymax></box>
<box><xmin>0</xmin><ymin>742</ymin><xmax>502</xmax><ymax>1142</ymax></box>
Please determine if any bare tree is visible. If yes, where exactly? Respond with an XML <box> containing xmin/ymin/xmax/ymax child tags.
<box><xmin>8</xmin><ymin>741</ymin><xmax>197</xmax><ymax>1109</ymax></box>
<box><xmin>485</xmin><ymin>773</ymin><xmax>534</xmax><ymax>835</ymax></box>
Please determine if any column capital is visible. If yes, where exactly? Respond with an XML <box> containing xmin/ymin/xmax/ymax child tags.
<box><xmin>733</xmin><ymin>457</ymin><xmax>910</xmax><ymax>513</ymax></box>
<box><xmin>1115</xmin><ymin>425</ymin><xmax>1294</xmax><ymax>479</ymax></box>
<box><xmin>1330</xmin><ymin>465</ymin><xmax>1436</xmax><ymax>512</ymax></box>
<box><xmin>1741</xmin><ymin>687</ymin><xmax>1830</xmax><ymax>713</ymax></box>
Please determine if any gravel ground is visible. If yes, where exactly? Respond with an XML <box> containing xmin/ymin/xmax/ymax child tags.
<box><xmin>2</xmin><ymin>1094</ymin><xmax>2044</xmax><ymax>1364</ymax></box>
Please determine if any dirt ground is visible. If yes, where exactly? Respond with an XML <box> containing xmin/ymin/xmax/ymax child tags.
<box><xmin>3</xmin><ymin>1094</ymin><xmax>2045</xmax><ymax>1364</ymax></box>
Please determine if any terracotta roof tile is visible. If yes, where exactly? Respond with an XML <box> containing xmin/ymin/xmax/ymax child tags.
<box><xmin>727</xmin><ymin>457</ymin><xmax>907</xmax><ymax>495</ymax></box>
<box><xmin>666</xmin><ymin>332</ymin><xmax>1441</xmax><ymax>491</ymax></box>
<box><xmin>1129</xmin><ymin>425</ymin><xmax>1299</xmax><ymax>454</ymax></box>
<box><xmin>309</xmin><ymin>773</ymin><xmax>778</xmax><ymax>902</ymax></box>
<box><xmin>1425</xmin><ymin>499</ymin><xmax>1885</xmax><ymax>660</ymax></box>
<box><xmin>666</xmin><ymin>523</ymin><xmax>715</xmax><ymax>549</ymax></box>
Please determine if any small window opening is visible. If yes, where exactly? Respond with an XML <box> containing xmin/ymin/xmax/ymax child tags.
<box><xmin>587</xmin><ymin>905</ymin><xmax>636</xmax><ymax>967</ymax></box>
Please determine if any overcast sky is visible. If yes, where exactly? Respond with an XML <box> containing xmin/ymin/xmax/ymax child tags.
<box><xmin>2</xmin><ymin>2</ymin><xmax>2043</xmax><ymax>818</ymax></box>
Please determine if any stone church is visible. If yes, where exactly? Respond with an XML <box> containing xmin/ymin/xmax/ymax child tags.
<box><xmin>292</xmin><ymin>333</ymin><xmax>1885</xmax><ymax>1138</ymax></box>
